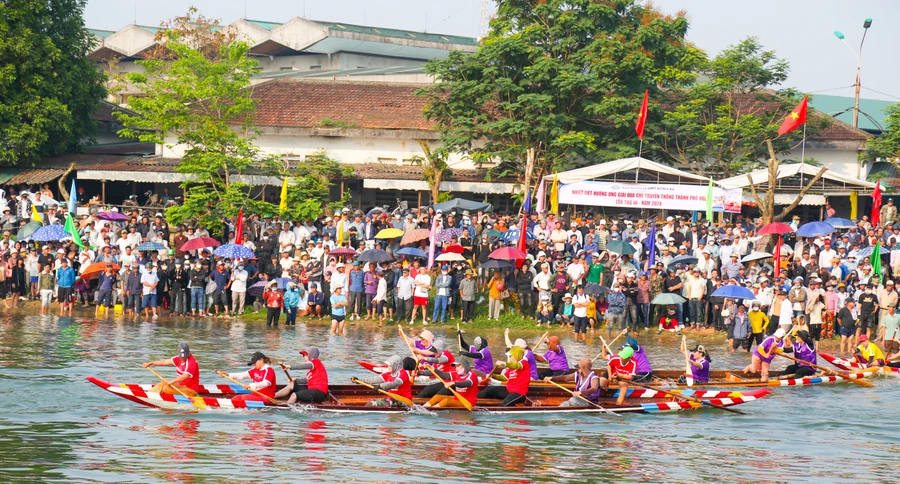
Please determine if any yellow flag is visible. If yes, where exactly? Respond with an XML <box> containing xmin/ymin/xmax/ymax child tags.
<box><xmin>279</xmin><ymin>178</ymin><xmax>288</xmax><ymax>212</ymax></box>
<box><xmin>549</xmin><ymin>172</ymin><xmax>559</xmax><ymax>215</ymax></box>
<box><xmin>337</xmin><ymin>219</ymin><xmax>344</xmax><ymax>246</ymax></box>
<box><xmin>32</xmin><ymin>205</ymin><xmax>42</xmax><ymax>223</ymax></box>
<box><xmin>850</xmin><ymin>190</ymin><xmax>858</xmax><ymax>219</ymax></box>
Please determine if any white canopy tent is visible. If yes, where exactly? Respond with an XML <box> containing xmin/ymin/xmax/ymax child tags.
<box><xmin>541</xmin><ymin>157</ymin><xmax>710</xmax><ymax>184</ymax></box>
<box><xmin>718</xmin><ymin>163</ymin><xmax>876</xmax><ymax>206</ymax></box>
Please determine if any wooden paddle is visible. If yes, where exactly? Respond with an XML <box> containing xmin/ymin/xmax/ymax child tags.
<box><xmin>215</xmin><ymin>370</ymin><xmax>285</xmax><ymax>405</ymax></box>
<box><xmin>146</xmin><ymin>366</ymin><xmax>206</xmax><ymax>410</ymax></box>
<box><xmin>629</xmin><ymin>381</ymin><xmax>746</xmax><ymax>415</ymax></box>
<box><xmin>422</xmin><ymin>364</ymin><xmax>473</xmax><ymax>411</ymax></box>
<box><xmin>533</xmin><ymin>331</ymin><xmax>550</xmax><ymax>350</ymax></box>
<box><xmin>278</xmin><ymin>362</ymin><xmax>293</xmax><ymax>381</ymax></box>
<box><xmin>682</xmin><ymin>336</ymin><xmax>694</xmax><ymax>387</ymax></box>
<box><xmin>457</xmin><ymin>323</ymin><xmax>463</xmax><ymax>352</ymax></box>
<box><xmin>774</xmin><ymin>353</ymin><xmax>874</xmax><ymax>388</ymax></box>
<box><xmin>544</xmin><ymin>379</ymin><xmax>616</xmax><ymax>415</ymax></box>
<box><xmin>350</xmin><ymin>377</ymin><xmax>414</xmax><ymax>407</ymax></box>
<box><xmin>592</xmin><ymin>329</ymin><xmax>628</xmax><ymax>362</ymax></box>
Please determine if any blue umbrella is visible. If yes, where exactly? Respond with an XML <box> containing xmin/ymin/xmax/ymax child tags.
<box><xmin>666</xmin><ymin>255</ymin><xmax>698</xmax><ymax>267</ymax></box>
<box><xmin>356</xmin><ymin>249</ymin><xmax>394</xmax><ymax>262</ymax></box>
<box><xmin>274</xmin><ymin>277</ymin><xmax>292</xmax><ymax>289</ymax></box>
<box><xmin>247</xmin><ymin>280</ymin><xmax>268</xmax><ymax>297</ymax></box>
<box><xmin>711</xmin><ymin>285</ymin><xmax>756</xmax><ymax>300</ymax></box>
<box><xmin>30</xmin><ymin>224</ymin><xmax>69</xmax><ymax>242</ymax></box>
<box><xmin>500</xmin><ymin>227</ymin><xmax>534</xmax><ymax>243</ymax></box>
<box><xmin>796</xmin><ymin>222</ymin><xmax>835</xmax><ymax>238</ymax></box>
<box><xmin>213</xmin><ymin>243</ymin><xmax>255</xmax><ymax>259</ymax></box>
<box><xmin>396</xmin><ymin>247</ymin><xmax>427</xmax><ymax>259</ymax></box>
<box><xmin>136</xmin><ymin>242</ymin><xmax>166</xmax><ymax>251</ymax></box>
<box><xmin>824</xmin><ymin>217</ymin><xmax>855</xmax><ymax>229</ymax></box>
<box><xmin>856</xmin><ymin>247</ymin><xmax>875</xmax><ymax>259</ymax></box>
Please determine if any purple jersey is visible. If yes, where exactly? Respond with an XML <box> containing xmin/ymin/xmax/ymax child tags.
<box><xmin>793</xmin><ymin>342</ymin><xmax>817</xmax><ymax>369</ymax></box>
<box><xmin>689</xmin><ymin>354</ymin><xmax>709</xmax><ymax>383</ymax></box>
<box><xmin>544</xmin><ymin>346</ymin><xmax>569</xmax><ymax>371</ymax></box>
<box><xmin>525</xmin><ymin>349</ymin><xmax>539</xmax><ymax>380</ymax></box>
<box><xmin>756</xmin><ymin>336</ymin><xmax>784</xmax><ymax>364</ymax></box>
<box><xmin>632</xmin><ymin>346</ymin><xmax>653</xmax><ymax>373</ymax></box>
<box><xmin>575</xmin><ymin>371</ymin><xmax>602</xmax><ymax>402</ymax></box>
<box><xmin>470</xmin><ymin>344</ymin><xmax>494</xmax><ymax>375</ymax></box>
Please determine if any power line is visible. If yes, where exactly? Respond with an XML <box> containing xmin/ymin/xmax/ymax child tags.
<box><xmin>431</xmin><ymin>0</ymin><xmax>481</xmax><ymax>30</ymax></box>
<box><xmin>805</xmin><ymin>85</ymin><xmax>854</xmax><ymax>94</ymax></box>
<box><xmin>861</xmin><ymin>86</ymin><xmax>900</xmax><ymax>102</ymax></box>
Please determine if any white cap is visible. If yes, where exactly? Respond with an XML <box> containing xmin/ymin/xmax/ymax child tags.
<box><xmin>774</xmin><ymin>328</ymin><xmax>786</xmax><ymax>338</ymax></box>
<box><xmin>666</xmin><ymin>216</ymin><xmax>674</xmax><ymax>221</ymax></box>
<box><xmin>564</xmin><ymin>292</ymin><xmax>572</xmax><ymax>298</ymax></box>
<box><xmin>336</xmin><ymin>262</ymin><xmax>345</xmax><ymax>268</ymax></box>
<box><xmin>599</xmin><ymin>219</ymin><xmax>607</xmax><ymax>225</ymax></box>
<box><xmin>514</xmin><ymin>338</ymin><xmax>528</xmax><ymax>348</ymax></box>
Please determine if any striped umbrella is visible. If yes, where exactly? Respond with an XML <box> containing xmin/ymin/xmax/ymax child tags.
<box><xmin>136</xmin><ymin>242</ymin><xmax>166</xmax><ymax>252</ymax></box>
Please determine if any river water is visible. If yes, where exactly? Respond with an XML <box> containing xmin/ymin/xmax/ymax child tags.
<box><xmin>1</xmin><ymin>313</ymin><xmax>898</xmax><ymax>483</ymax></box>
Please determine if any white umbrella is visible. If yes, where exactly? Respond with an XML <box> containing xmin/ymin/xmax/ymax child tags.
<box><xmin>435</xmin><ymin>252</ymin><xmax>466</xmax><ymax>262</ymax></box>
<box><xmin>741</xmin><ymin>251</ymin><xmax>774</xmax><ymax>263</ymax></box>
<box><xmin>29</xmin><ymin>192</ymin><xmax>59</xmax><ymax>206</ymax></box>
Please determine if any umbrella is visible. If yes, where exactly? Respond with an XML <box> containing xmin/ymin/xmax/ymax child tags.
<box><xmin>213</xmin><ymin>243</ymin><xmax>255</xmax><ymax>259</ymax></box>
<box><xmin>96</xmin><ymin>211</ymin><xmax>127</xmax><ymax>221</ymax></box>
<box><xmin>31</xmin><ymin>224</ymin><xmax>69</xmax><ymax>242</ymax></box>
<box><xmin>605</xmin><ymin>240</ymin><xmax>636</xmax><ymax>256</ymax></box>
<box><xmin>483</xmin><ymin>229</ymin><xmax>502</xmax><ymax>239</ymax></box>
<box><xmin>396</xmin><ymin>247</ymin><xmax>427</xmax><ymax>259</ymax></box>
<box><xmin>489</xmin><ymin>247</ymin><xmax>527</xmax><ymax>260</ymax></box>
<box><xmin>80</xmin><ymin>262</ymin><xmax>121</xmax><ymax>280</ymax></box>
<box><xmin>400</xmin><ymin>229</ymin><xmax>431</xmax><ymax>246</ymax></box>
<box><xmin>824</xmin><ymin>217</ymin><xmax>855</xmax><ymax>229</ymax></box>
<box><xmin>274</xmin><ymin>277</ymin><xmax>293</xmax><ymax>289</ymax></box>
<box><xmin>136</xmin><ymin>242</ymin><xmax>166</xmax><ymax>252</ymax></box>
<box><xmin>247</xmin><ymin>281</ymin><xmax>269</xmax><ymax>297</ymax></box>
<box><xmin>741</xmin><ymin>251</ymin><xmax>773</xmax><ymax>263</ymax></box>
<box><xmin>711</xmin><ymin>285</ymin><xmax>756</xmax><ymax>300</ymax></box>
<box><xmin>431</xmin><ymin>198</ymin><xmax>492</xmax><ymax>213</ymax></box>
<box><xmin>667</xmin><ymin>255</ymin><xmax>698</xmax><ymax>267</ymax></box>
<box><xmin>651</xmin><ymin>293</ymin><xmax>686</xmax><ymax>305</ymax></box>
<box><xmin>356</xmin><ymin>249</ymin><xmax>394</xmax><ymax>263</ymax></box>
<box><xmin>856</xmin><ymin>247</ymin><xmax>875</xmax><ymax>259</ymax></box>
<box><xmin>375</xmin><ymin>228</ymin><xmax>404</xmax><ymax>239</ymax></box>
<box><xmin>500</xmin><ymin>227</ymin><xmax>534</xmax><ymax>243</ymax></box>
<box><xmin>757</xmin><ymin>222</ymin><xmax>794</xmax><ymax>235</ymax></box>
<box><xmin>443</xmin><ymin>243</ymin><xmax>464</xmax><ymax>254</ymax></box>
<box><xmin>330</xmin><ymin>247</ymin><xmax>357</xmax><ymax>257</ymax></box>
<box><xmin>30</xmin><ymin>193</ymin><xmax>59</xmax><ymax>206</ymax></box>
<box><xmin>796</xmin><ymin>222</ymin><xmax>835</xmax><ymax>238</ymax></box>
<box><xmin>583</xmin><ymin>283</ymin><xmax>610</xmax><ymax>295</ymax></box>
<box><xmin>436</xmin><ymin>252</ymin><xmax>466</xmax><ymax>262</ymax></box>
<box><xmin>205</xmin><ymin>280</ymin><xmax>218</xmax><ymax>295</ymax></box>
<box><xmin>180</xmin><ymin>237</ymin><xmax>219</xmax><ymax>252</ymax></box>
<box><xmin>480</xmin><ymin>259</ymin><xmax>512</xmax><ymax>269</ymax></box>
<box><xmin>16</xmin><ymin>221</ymin><xmax>42</xmax><ymax>241</ymax></box>
<box><xmin>436</xmin><ymin>228</ymin><xmax>464</xmax><ymax>243</ymax></box>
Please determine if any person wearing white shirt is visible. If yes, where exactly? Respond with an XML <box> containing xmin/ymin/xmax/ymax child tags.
<box><xmin>330</xmin><ymin>263</ymin><xmax>348</xmax><ymax>294</ymax></box>
<box><xmin>230</xmin><ymin>263</ymin><xmax>249</xmax><ymax>314</ymax></box>
<box><xmin>818</xmin><ymin>242</ymin><xmax>837</xmax><ymax>269</ymax></box>
<box><xmin>571</xmin><ymin>286</ymin><xmax>591</xmax><ymax>342</ymax></box>
<box><xmin>278</xmin><ymin>223</ymin><xmax>296</xmax><ymax>252</ymax></box>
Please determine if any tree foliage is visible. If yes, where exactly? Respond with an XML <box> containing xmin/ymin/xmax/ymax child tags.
<box><xmin>862</xmin><ymin>103</ymin><xmax>900</xmax><ymax>170</ymax></box>
<box><xmin>0</xmin><ymin>0</ymin><xmax>106</xmax><ymax>165</ymax></box>
<box><xmin>410</xmin><ymin>140</ymin><xmax>452</xmax><ymax>204</ymax></box>
<box><xmin>655</xmin><ymin>37</ymin><xmax>827</xmax><ymax>178</ymax></box>
<box><xmin>116</xmin><ymin>10</ymin><xmax>276</xmax><ymax>233</ymax></box>
<box><xmin>419</xmin><ymin>0</ymin><xmax>702</xmax><ymax>196</ymax></box>
<box><xmin>280</xmin><ymin>149</ymin><xmax>354</xmax><ymax>221</ymax></box>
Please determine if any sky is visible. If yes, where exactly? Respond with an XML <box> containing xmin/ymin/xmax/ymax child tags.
<box><xmin>83</xmin><ymin>0</ymin><xmax>900</xmax><ymax>102</ymax></box>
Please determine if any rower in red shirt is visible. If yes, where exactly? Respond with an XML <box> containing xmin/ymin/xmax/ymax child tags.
<box><xmin>274</xmin><ymin>347</ymin><xmax>329</xmax><ymax>404</ymax></box>
<box><xmin>415</xmin><ymin>339</ymin><xmax>457</xmax><ymax>399</ymax></box>
<box><xmin>362</xmin><ymin>356</ymin><xmax>417</xmax><ymax>407</ymax></box>
<box><xmin>143</xmin><ymin>342</ymin><xmax>200</xmax><ymax>395</ymax></box>
<box><xmin>222</xmin><ymin>352</ymin><xmax>277</xmax><ymax>405</ymax></box>
<box><xmin>477</xmin><ymin>345</ymin><xmax>531</xmax><ymax>406</ymax></box>
<box><xmin>604</xmin><ymin>346</ymin><xmax>637</xmax><ymax>405</ymax></box>
<box><xmin>422</xmin><ymin>358</ymin><xmax>480</xmax><ymax>409</ymax></box>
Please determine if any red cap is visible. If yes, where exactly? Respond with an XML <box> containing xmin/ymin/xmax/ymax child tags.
<box><xmin>824</xmin><ymin>239</ymin><xmax>831</xmax><ymax>244</ymax></box>
<box><xmin>858</xmin><ymin>334</ymin><xmax>868</xmax><ymax>343</ymax></box>
<box><xmin>299</xmin><ymin>350</ymin><xmax>309</xmax><ymax>356</ymax></box>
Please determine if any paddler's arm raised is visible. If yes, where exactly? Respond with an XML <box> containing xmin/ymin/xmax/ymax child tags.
<box><xmin>458</xmin><ymin>331</ymin><xmax>470</xmax><ymax>350</ymax></box>
<box><xmin>504</xmin><ymin>328</ymin><xmax>513</xmax><ymax>349</ymax></box>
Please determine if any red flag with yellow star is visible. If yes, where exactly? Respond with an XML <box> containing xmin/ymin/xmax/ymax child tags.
<box><xmin>635</xmin><ymin>89</ymin><xmax>649</xmax><ymax>140</ymax></box>
<box><xmin>778</xmin><ymin>96</ymin><xmax>808</xmax><ymax>136</ymax></box>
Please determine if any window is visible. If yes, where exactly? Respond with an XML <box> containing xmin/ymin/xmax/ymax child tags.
<box><xmin>310</xmin><ymin>65</ymin><xmax>322</xmax><ymax>70</ymax></box>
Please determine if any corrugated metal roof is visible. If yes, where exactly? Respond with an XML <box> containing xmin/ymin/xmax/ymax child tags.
<box><xmin>316</xmin><ymin>21</ymin><xmax>477</xmax><ymax>47</ymax></box>
<box><xmin>808</xmin><ymin>94</ymin><xmax>894</xmax><ymax>133</ymax></box>
<box><xmin>245</xmin><ymin>19</ymin><xmax>283</xmax><ymax>31</ymax></box>
<box><xmin>3</xmin><ymin>169</ymin><xmax>68</xmax><ymax>185</ymax></box>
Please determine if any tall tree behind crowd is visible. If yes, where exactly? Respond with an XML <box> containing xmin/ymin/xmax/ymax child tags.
<box><xmin>655</xmin><ymin>37</ymin><xmax>828</xmax><ymax>178</ymax></box>
<box><xmin>419</xmin><ymin>0</ymin><xmax>703</xmax><ymax>199</ymax></box>
<box><xmin>116</xmin><ymin>9</ymin><xmax>278</xmax><ymax>233</ymax></box>
<box><xmin>0</xmin><ymin>0</ymin><xmax>106</xmax><ymax>165</ymax></box>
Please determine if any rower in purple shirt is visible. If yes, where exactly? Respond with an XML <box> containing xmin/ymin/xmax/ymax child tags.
<box><xmin>535</xmin><ymin>336</ymin><xmax>570</xmax><ymax>378</ymax></box>
<box><xmin>779</xmin><ymin>330</ymin><xmax>818</xmax><ymax>379</ymax></box>
<box><xmin>624</xmin><ymin>335</ymin><xmax>654</xmax><ymax>382</ymax></box>
<box><xmin>457</xmin><ymin>331</ymin><xmax>494</xmax><ymax>377</ymax></box>
<box><xmin>513</xmin><ymin>338</ymin><xmax>539</xmax><ymax>380</ymax></box>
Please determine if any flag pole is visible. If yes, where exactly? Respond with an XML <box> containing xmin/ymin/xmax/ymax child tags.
<box><xmin>638</xmin><ymin>138</ymin><xmax>644</xmax><ymax>159</ymax></box>
<box><xmin>800</xmin><ymin>123</ymin><xmax>806</xmax><ymax>164</ymax></box>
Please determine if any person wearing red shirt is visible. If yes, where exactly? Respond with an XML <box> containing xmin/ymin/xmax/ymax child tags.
<box><xmin>274</xmin><ymin>347</ymin><xmax>329</xmax><ymax>404</ymax></box>
<box><xmin>604</xmin><ymin>347</ymin><xmax>637</xmax><ymax>405</ymax></box>
<box><xmin>363</xmin><ymin>355</ymin><xmax>417</xmax><ymax>407</ymax></box>
<box><xmin>262</xmin><ymin>282</ymin><xmax>284</xmax><ymax>327</ymax></box>
<box><xmin>477</xmin><ymin>345</ymin><xmax>531</xmax><ymax>406</ymax></box>
<box><xmin>423</xmin><ymin>358</ymin><xmax>480</xmax><ymax>408</ymax></box>
<box><xmin>414</xmin><ymin>339</ymin><xmax>457</xmax><ymax>399</ymax></box>
<box><xmin>143</xmin><ymin>342</ymin><xmax>200</xmax><ymax>395</ymax></box>
<box><xmin>222</xmin><ymin>352</ymin><xmax>277</xmax><ymax>405</ymax></box>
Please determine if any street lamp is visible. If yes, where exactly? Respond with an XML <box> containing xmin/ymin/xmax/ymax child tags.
<box><xmin>834</xmin><ymin>18</ymin><xmax>873</xmax><ymax>128</ymax></box>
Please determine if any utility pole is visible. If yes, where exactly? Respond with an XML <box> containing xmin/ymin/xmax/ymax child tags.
<box><xmin>478</xmin><ymin>0</ymin><xmax>491</xmax><ymax>40</ymax></box>
<box><xmin>834</xmin><ymin>18</ymin><xmax>872</xmax><ymax>128</ymax></box>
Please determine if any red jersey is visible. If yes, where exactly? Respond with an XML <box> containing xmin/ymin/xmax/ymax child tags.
<box><xmin>435</xmin><ymin>350</ymin><xmax>456</xmax><ymax>374</ymax></box>
<box><xmin>451</xmin><ymin>370</ymin><xmax>479</xmax><ymax>406</ymax></box>
<box><xmin>380</xmin><ymin>369</ymin><xmax>413</xmax><ymax>400</ymax></box>
<box><xmin>503</xmin><ymin>359</ymin><xmax>531</xmax><ymax>395</ymax></box>
<box><xmin>172</xmin><ymin>355</ymin><xmax>200</xmax><ymax>392</ymax></box>
<box><xmin>247</xmin><ymin>365</ymin><xmax>277</xmax><ymax>398</ymax></box>
<box><xmin>263</xmin><ymin>290</ymin><xmax>284</xmax><ymax>309</ymax></box>
<box><xmin>659</xmin><ymin>316</ymin><xmax>679</xmax><ymax>330</ymax></box>
<box><xmin>305</xmin><ymin>358</ymin><xmax>329</xmax><ymax>394</ymax></box>
<box><xmin>608</xmin><ymin>356</ymin><xmax>636</xmax><ymax>377</ymax></box>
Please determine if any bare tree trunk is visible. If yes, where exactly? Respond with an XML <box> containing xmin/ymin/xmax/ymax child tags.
<box><xmin>57</xmin><ymin>162</ymin><xmax>76</xmax><ymax>205</ymax></box>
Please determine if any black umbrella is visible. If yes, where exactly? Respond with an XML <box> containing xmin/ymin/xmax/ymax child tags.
<box><xmin>480</xmin><ymin>259</ymin><xmax>512</xmax><ymax>269</ymax></box>
<box><xmin>583</xmin><ymin>283</ymin><xmax>610</xmax><ymax>295</ymax></box>
<box><xmin>356</xmin><ymin>249</ymin><xmax>394</xmax><ymax>263</ymax></box>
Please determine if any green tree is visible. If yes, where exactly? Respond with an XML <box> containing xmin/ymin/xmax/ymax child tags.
<box><xmin>410</xmin><ymin>140</ymin><xmax>452</xmax><ymax>204</ymax></box>
<box><xmin>655</xmin><ymin>37</ymin><xmax>827</xmax><ymax>178</ymax></box>
<box><xmin>281</xmin><ymin>149</ymin><xmax>354</xmax><ymax>221</ymax></box>
<box><xmin>862</xmin><ymin>103</ymin><xmax>900</xmax><ymax>171</ymax></box>
<box><xmin>419</xmin><ymin>0</ymin><xmax>702</xmax><ymax>198</ymax></box>
<box><xmin>0</xmin><ymin>0</ymin><xmax>106</xmax><ymax>165</ymax></box>
<box><xmin>116</xmin><ymin>10</ymin><xmax>276</xmax><ymax>233</ymax></box>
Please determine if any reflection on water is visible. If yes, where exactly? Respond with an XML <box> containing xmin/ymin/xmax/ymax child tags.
<box><xmin>0</xmin><ymin>313</ymin><xmax>898</xmax><ymax>482</ymax></box>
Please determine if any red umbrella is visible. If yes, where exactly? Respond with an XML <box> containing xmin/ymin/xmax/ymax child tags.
<box><xmin>757</xmin><ymin>223</ymin><xmax>794</xmax><ymax>235</ymax></box>
<box><xmin>80</xmin><ymin>262</ymin><xmax>121</xmax><ymax>280</ymax></box>
<box><xmin>330</xmin><ymin>247</ymin><xmax>357</xmax><ymax>256</ymax></box>
<box><xmin>180</xmin><ymin>236</ymin><xmax>220</xmax><ymax>252</ymax></box>
<box><xmin>444</xmin><ymin>243</ymin><xmax>464</xmax><ymax>254</ymax></box>
<box><xmin>489</xmin><ymin>247</ymin><xmax>527</xmax><ymax>260</ymax></box>
<box><xmin>400</xmin><ymin>229</ymin><xmax>431</xmax><ymax>246</ymax></box>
